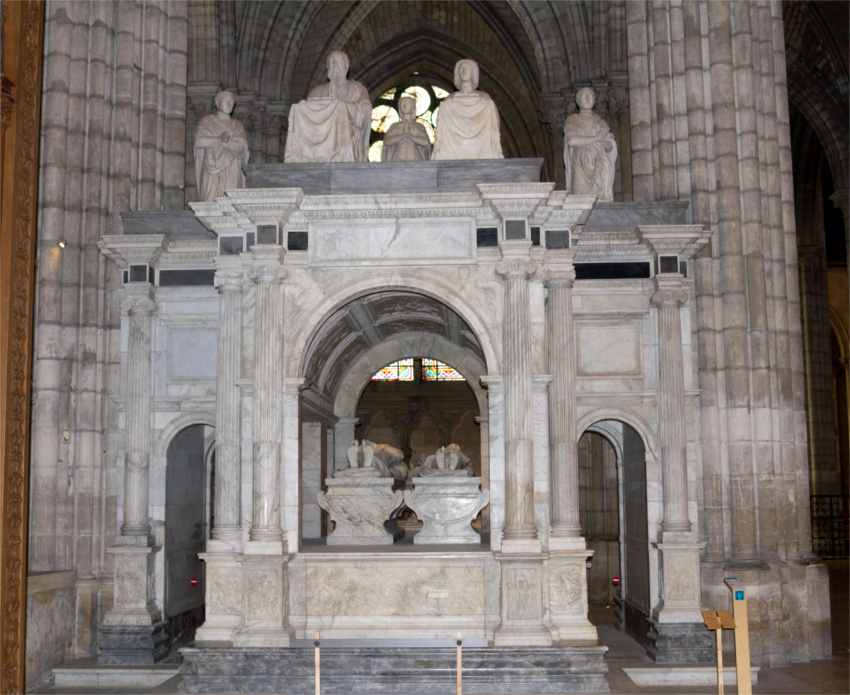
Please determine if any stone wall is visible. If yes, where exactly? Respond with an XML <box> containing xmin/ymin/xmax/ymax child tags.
<box><xmin>25</xmin><ymin>571</ymin><xmax>77</xmax><ymax>689</ymax></box>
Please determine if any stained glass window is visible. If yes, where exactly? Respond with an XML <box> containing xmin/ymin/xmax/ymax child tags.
<box><xmin>371</xmin><ymin>358</ymin><xmax>414</xmax><ymax>381</ymax></box>
<box><xmin>422</xmin><ymin>359</ymin><xmax>465</xmax><ymax>381</ymax></box>
<box><xmin>369</xmin><ymin>77</ymin><xmax>450</xmax><ymax>162</ymax></box>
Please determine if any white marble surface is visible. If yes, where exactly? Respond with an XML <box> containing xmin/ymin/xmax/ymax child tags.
<box><xmin>404</xmin><ymin>476</ymin><xmax>489</xmax><ymax>544</ymax></box>
<box><xmin>317</xmin><ymin>476</ymin><xmax>403</xmax><ymax>545</ymax></box>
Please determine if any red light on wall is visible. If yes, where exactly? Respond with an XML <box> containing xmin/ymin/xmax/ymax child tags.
<box><xmin>612</xmin><ymin>576</ymin><xmax>620</xmax><ymax>586</ymax></box>
<box><xmin>190</xmin><ymin>578</ymin><xmax>198</xmax><ymax>586</ymax></box>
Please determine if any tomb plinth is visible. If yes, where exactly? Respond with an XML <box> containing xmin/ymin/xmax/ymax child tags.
<box><xmin>405</xmin><ymin>476</ymin><xmax>489</xmax><ymax>545</ymax></box>
<box><xmin>243</xmin><ymin>157</ymin><xmax>542</xmax><ymax>195</ymax></box>
<box><xmin>317</xmin><ymin>471</ymin><xmax>404</xmax><ymax>545</ymax></box>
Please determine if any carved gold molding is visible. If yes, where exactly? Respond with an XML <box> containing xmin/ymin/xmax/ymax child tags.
<box><xmin>0</xmin><ymin>2</ymin><xmax>43</xmax><ymax>693</ymax></box>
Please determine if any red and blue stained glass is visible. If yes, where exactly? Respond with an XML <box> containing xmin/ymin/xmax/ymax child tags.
<box><xmin>422</xmin><ymin>359</ymin><xmax>464</xmax><ymax>381</ymax></box>
<box><xmin>371</xmin><ymin>358</ymin><xmax>414</xmax><ymax>381</ymax></box>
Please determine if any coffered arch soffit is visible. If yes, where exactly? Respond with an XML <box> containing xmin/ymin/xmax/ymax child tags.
<box><xmin>301</xmin><ymin>290</ymin><xmax>487</xmax><ymax>407</ymax></box>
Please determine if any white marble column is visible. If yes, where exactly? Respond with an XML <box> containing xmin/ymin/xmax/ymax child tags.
<box><xmin>545</xmin><ymin>260</ymin><xmax>582</xmax><ymax>541</ymax></box>
<box><xmin>212</xmin><ymin>258</ymin><xmax>243</xmax><ymax>544</ymax></box>
<box><xmin>197</xmin><ymin>258</ymin><xmax>244</xmax><ymax>643</ymax></box>
<box><xmin>651</xmin><ymin>275</ymin><xmax>691</xmax><ymax>533</ymax></box>
<box><xmin>120</xmin><ymin>284</ymin><xmax>157</xmax><ymax>537</ymax></box>
<box><xmin>246</xmin><ymin>246</ymin><xmax>286</xmax><ymax>553</ymax></box>
<box><xmin>497</xmin><ymin>248</ymin><xmax>539</xmax><ymax>546</ymax></box>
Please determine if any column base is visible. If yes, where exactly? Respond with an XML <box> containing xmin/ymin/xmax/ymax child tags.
<box><xmin>98</xmin><ymin>622</ymin><xmax>169</xmax><ymax>665</ymax></box>
<box><xmin>232</xmin><ymin>554</ymin><xmax>294</xmax><ymax>648</ymax></box>
<box><xmin>646</xmin><ymin>621</ymin><xmax>714</xmax><ymax>663</ymax></box>
<box><xmin>195</xmin><ymin>552</ymin><xmax>243</xmax><ymax>643</ymax></box>
<box><xmin>493</xmin><ymin>553</ymin><xmax>552</xmax><ymax>647</ymax></box>
<box><xmin>547</xmin><ymin>550</ymin><xmax>598</xmax><ymax>642</ymax></box>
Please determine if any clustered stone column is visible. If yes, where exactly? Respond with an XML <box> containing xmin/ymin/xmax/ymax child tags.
<box><xmin>212</xmin><ymin>259</ymin><xmax>244</xmax><ymax>542</ymax></box>
<box><xmin>545</xmin><ymin>263</ymin><xmax>581</xmax><ymax>539</ymax></box>
<box><xmin>120</xmin><ymin>284</ymin><xmax>157</xmax><ymax>537</ymax></box>
<box><xmin>246</xmin><ymin>247</ymin><xmax>287</xmax><ymax>551</ymax></box>
<box><xmin>652</xmin><ymin>276</ymin><xmax>691</xmax><ymax>533</ymax></box>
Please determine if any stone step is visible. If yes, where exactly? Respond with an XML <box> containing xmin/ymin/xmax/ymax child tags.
<box><xmin>623</xmin><ymin>665</ymin><xmax>760</xmax><ymax>687</ymax></box>
<box><xmin>52</xmin><ymin>659</ymin><xmax>180</xmax><ymax>689</ymax></box>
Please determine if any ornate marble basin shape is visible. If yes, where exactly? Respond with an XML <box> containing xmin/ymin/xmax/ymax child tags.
<box><xmin>404</xmin><ymin>476</ymin><xmax>489</xmax><ymax>544</ymax></box>
<box><xmin>317</xmin><ymin>474</ymin><xmax>404</xmax><ymax>545</ymax></box>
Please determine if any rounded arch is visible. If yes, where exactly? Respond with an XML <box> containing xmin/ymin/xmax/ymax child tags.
<box><xmin>577</xmin><ymin>407</ymin><xmax>658</xmax><ymax>462</ymax></box>
<box><xmin>154</xmin><ymin>411</ymin><xmax>216</xmax><ymax>460</ymax></box>
<box><xmin>830</xmin><ymin>306</ymin><xmax>849</xmax><ymax>361</ymax></box>
<box><xmin>334</xmin><ymin>335</ymin><xmax>488</xmax><ymax>418</ymax></box>
<box><xmin>291</xmin><ymin>276</ymin><xmax>501</xmax><ymax>380</ymax></box>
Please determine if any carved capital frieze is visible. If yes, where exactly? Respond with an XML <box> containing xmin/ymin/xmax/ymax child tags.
<box><xmin>496</xmin><ymin>258</ymin><xmax>536</xmax><ymax>280</ymax></box>
<box><xmin>120</xmin><ymin>285</ymin><xmax>157</xmax><ymax>315</ymax></box>
<box><xmin>246</xmin><ymin>263</ymin><xmax>287</xmax><ymax>285</ymax></box>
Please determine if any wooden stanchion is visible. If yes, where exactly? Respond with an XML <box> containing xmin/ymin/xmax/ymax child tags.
<box><xmin>702</xmin><ymin>610</ymin><xmax>724</xmax><ymax>695</ymax></box>
<box><xmin>725</xmin><ymin>580</ymin><xmax>752</xmax><ymax>695</ymax></box>
<box><xmin>314</xmin><ymin>631</ymin><xmax>320</xmax><ymax>695</ymax></box>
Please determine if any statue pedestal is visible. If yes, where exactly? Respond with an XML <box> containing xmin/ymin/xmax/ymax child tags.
<box><xmin>404</xmin><ymin>476</ymin><xmax>489</xmax><ymax>545</ymax></box>
<box><xmin>317</xmin><ymin>472</ymin><xmax>403</xmax><ymax>545</ymax></box>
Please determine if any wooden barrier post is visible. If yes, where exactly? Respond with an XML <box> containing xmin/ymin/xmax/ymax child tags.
<box><xmin>314</xmin><ymin>631</ymin><xmax>320</xmax><ymax>695</ymax></box>
<box><xmin>725</xmin><ymin>579</ymin><xmax>752</xmax><ymax>695</ymax></box>
<box><xmin>456</xmin><ymin>631</ymin><xmax>462</xmax><ymax>695</ymax></box>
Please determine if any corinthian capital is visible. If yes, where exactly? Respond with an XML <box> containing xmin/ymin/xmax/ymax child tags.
<box><xmin>496</xmin><ymin>259</ymin><xmax>536</xmax><ymax>279</ymax></box>
<box><xmin>120</xmin><ymin>285</ymin><xmax>156</xmax><ymax>315</ymax></box>
<box><xmin>246</xmin><ymin>263</ymin><xmax>287</xmax><ymax>284</ymax></box>
<box><xmin>650</xmin><ymin>287</ymin><xmax>689</xmax><ymax>308</ymax></box>
<box><xmin>214</xmin><ymin>269</ymin><xmax>244</xmax><ymax>292</ymax></box>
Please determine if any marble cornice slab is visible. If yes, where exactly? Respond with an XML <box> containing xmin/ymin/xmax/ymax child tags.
<box><xmin>636</xmin><ymin>224</ymin><xmax>711</xmax><ymax>260</ymax></box>
<box><xmin>98</xmin><ymin>234</ymin><xmax>168</xmax><ymax>269</ymax></box>
<box><xmin>576</xmin><ymin>391</ymin><xmax>658</xmax><ymax>406</ymax></box>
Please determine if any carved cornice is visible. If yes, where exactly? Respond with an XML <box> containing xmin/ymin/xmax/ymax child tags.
<box><xmin>1</xmin><ymin>3</ymin><xmax>43</xmax><ymax>692</ymax></box>
<box><xmin>635</xmin><ymin>224</ymin><xmax>711</xmax><ymax>261</ymax></box>
<box><xmin>98</xmin><ymin>234</ymin><xmax>168</xmax><ymax>269</ymax></box>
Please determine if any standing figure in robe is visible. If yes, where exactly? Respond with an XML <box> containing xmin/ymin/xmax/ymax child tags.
<box><xmin>193</xmin><ymin>91</ymin><xmax>249</xmax><ymax>202</ymax></box>
<box><xmin>285</xmin><ymin>50</ymin><xmax>372</xmax><ymax>163</ymax></box>
<box><xmin>432</xmin><ymin>59</ymin><xmax>503</xmax><ymax>160</ymax></box>
<box><xmin>381</xmin><ymin>96</ymin><xmax>432</xmax><ymax>162</ymax></box>
<box><xmin>563</xmin><ymin>87</ymin><xmax>617</xmax><ymax>201</ymax></box>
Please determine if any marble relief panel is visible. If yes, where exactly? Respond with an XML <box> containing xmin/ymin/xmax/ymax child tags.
<box><xmin>576</xmin><ymin>322</ymin><xmax>642</xmax><ymax>377</ymax></box>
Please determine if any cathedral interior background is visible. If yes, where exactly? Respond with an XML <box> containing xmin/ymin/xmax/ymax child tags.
<box><xmin>0</xmin><ymin>1</ymin><xmax>847</xmax><ymax>693</ymax></box>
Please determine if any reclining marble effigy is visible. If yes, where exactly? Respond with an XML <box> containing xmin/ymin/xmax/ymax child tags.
<box><xmin>316</xmin><ymin>439</ymin><xmax>405</xmax><ymax>545</ymax></box>
<box><xmin>404</xmin><ymin>444</ymin><xmax>489</xmax><ymax>545</ymax></box>
<box><xmin>284</xmin><ymin>50</ymin><xmax>372</xmax><ymax>163</ymax></box>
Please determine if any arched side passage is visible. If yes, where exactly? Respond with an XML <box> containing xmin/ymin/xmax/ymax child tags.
<box><xmin>576</xmin><ymin>407</ymin><xmax>658</xmax><ymax>463</ymax></box>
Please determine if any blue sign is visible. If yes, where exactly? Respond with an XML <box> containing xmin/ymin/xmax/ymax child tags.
<box><xmin>735</xmin><ymin>590</ymin><xmax>745</xmax><ymax>601</ymax></box>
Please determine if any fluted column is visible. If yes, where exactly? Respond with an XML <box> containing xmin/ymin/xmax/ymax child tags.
<box><xmin>546</xmin><ymin>261</ymin><xmax>581</xmax><ymax>539</ymax></box>
<box><xmin>651</xmin><ymin>275</ymin><xmax>691</xmax><ymax>533</ymax></box>
<box><xmin>121</xmin><ymin>284</ymin><xmax>157</xmax><ymax>537</ymax></box>
<box><xmin>246</xmin><ymin>246</ymin><xmax>286</xmax><ymax>551</ymax></box>
<box><xmin>497</xmin><ymin>253</ymin><xmax>538</xmax><ymax>543</ymax></box>
<box><xmin>212</xmin><ymin>258</ymin><xmax>243</xmax><ymax>542</ymax></box>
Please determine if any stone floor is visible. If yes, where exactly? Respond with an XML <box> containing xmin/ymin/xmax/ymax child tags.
<box><xmin>31</xmin><ymin>560</ymin><xmax>848</xmax><ymax>695</ymax></box>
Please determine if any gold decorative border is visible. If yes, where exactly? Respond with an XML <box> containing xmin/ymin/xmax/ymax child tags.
<box><xmin>1</xmin><ymin>1</ymin><xmax>43</xmax><ymax>693</ymax></box>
